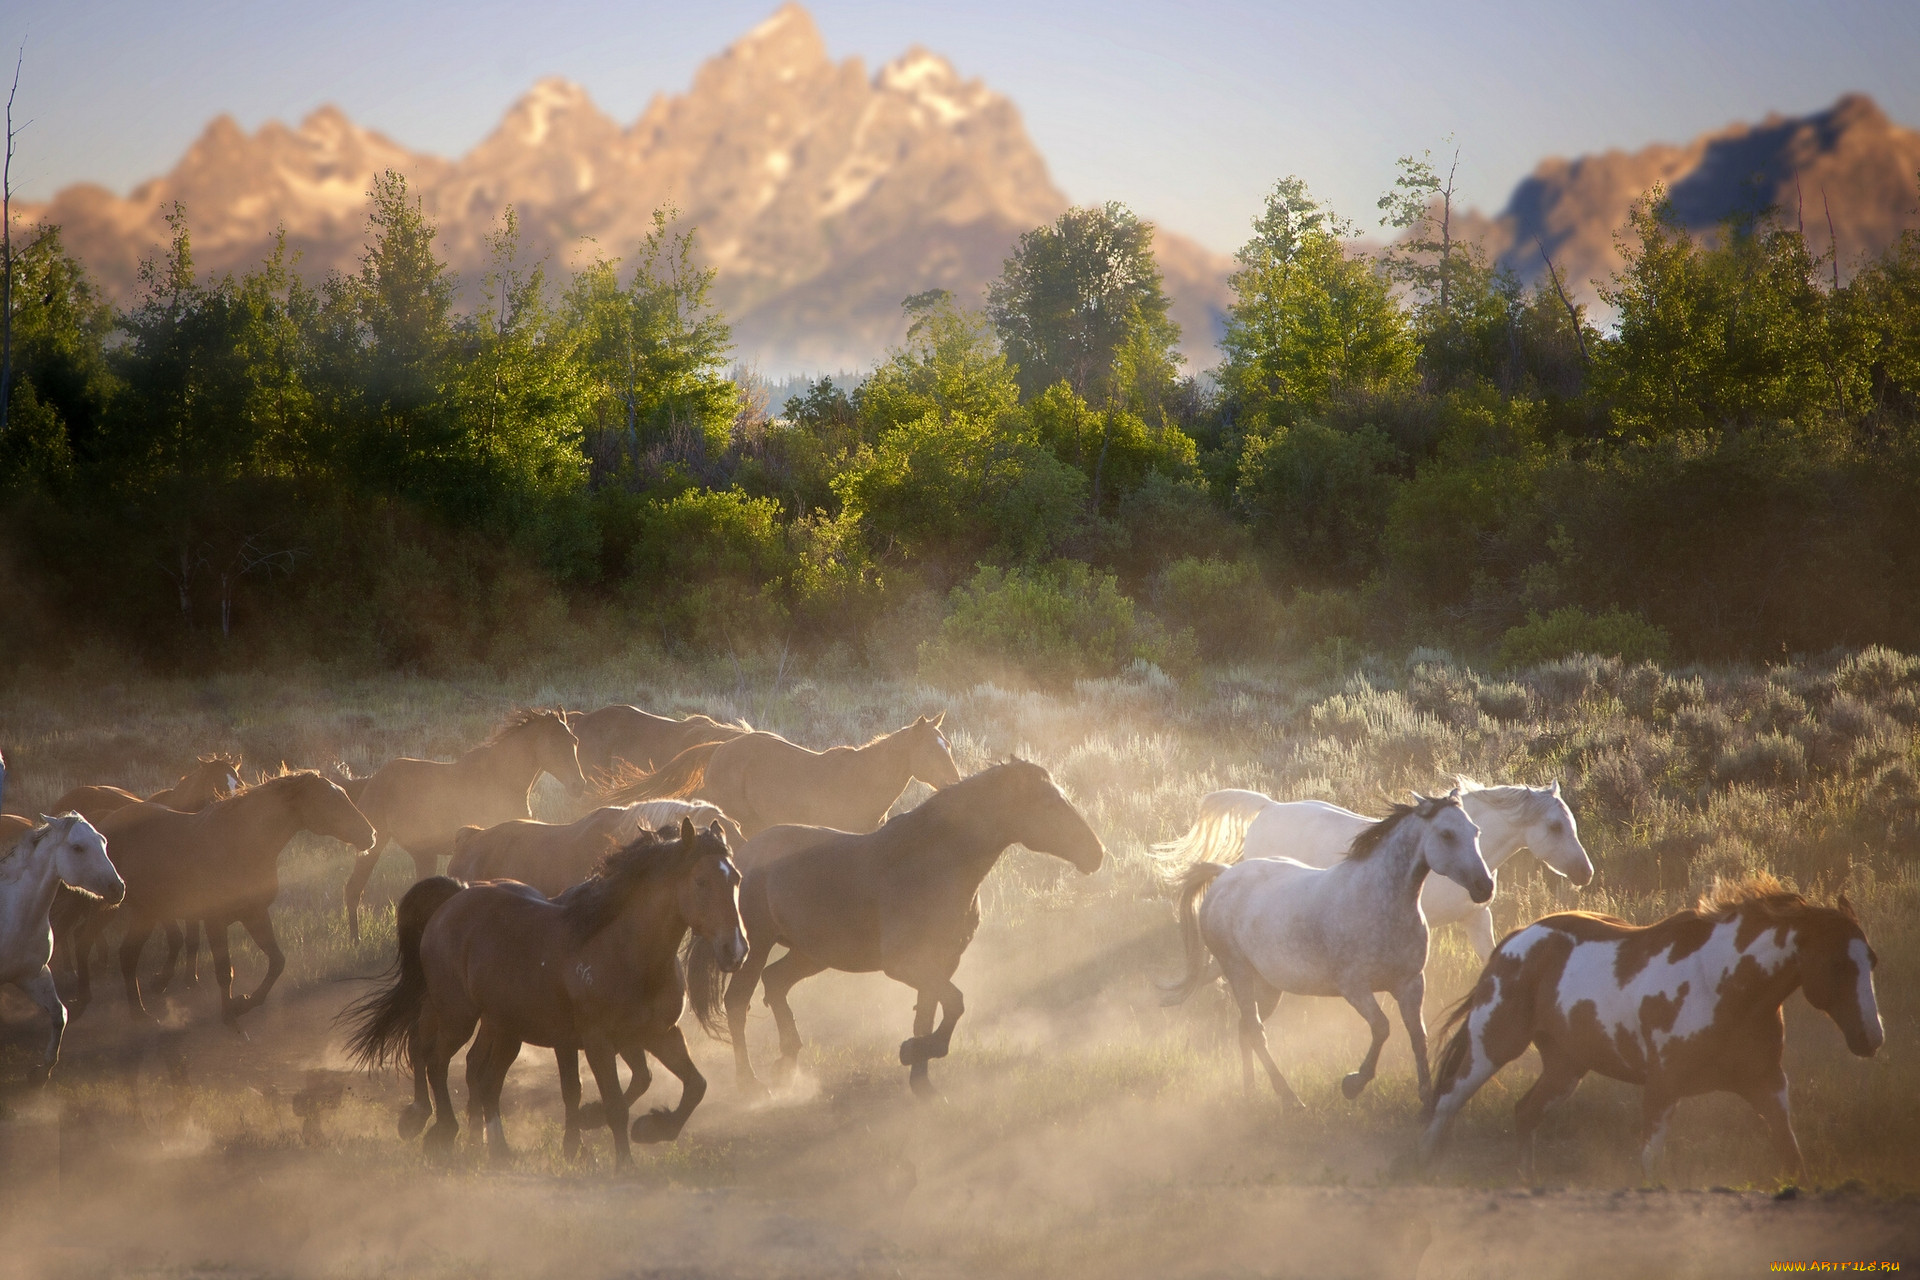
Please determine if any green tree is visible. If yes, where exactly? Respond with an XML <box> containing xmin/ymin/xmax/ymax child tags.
<box><xmin>0</xmin><ymin>224</ymin><xmax>115</xmax><ymax>484</ymax></box>
<box><xmin>1221</xmin><ymin>178</ymin><xmax>1416</xmax><ymax>425</ymax></box>
<box><xmin>986</xmin><ymin>203</ymin><xmax>1179</xmax><ymax>404</ymax></box>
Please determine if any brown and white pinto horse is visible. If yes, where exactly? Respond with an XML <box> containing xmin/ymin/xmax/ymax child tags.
<box><xmin>1420</xmin><ymin>877</ymin><xmax>1883</xmax><ymax>1182</ymax></box>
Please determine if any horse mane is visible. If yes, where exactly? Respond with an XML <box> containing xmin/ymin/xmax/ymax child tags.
<box><xmin>216</xmin><ymin>766</ymin><xmax>326</xmax><ymax>802</ymax></box>
<box><xmin>484</xmin><ymin>707</ymin><xmax>566</xmax><ymax>746</ymax></box>
<box><xmin>1451</xmin><ymin>776</ymin><xmax>1555</xmax><ymax>818</ymax></box>
<box><xmin>196</xmin><ymin>752</ymin><xmax>241</xmax><ymax>767</ymax></box>
<box><xmin>904</xmin><ymin>758</ymin><xmax>1044</xmax><ymax>822</ymax></box>
<box><xmin>1343</xmin><ymin>794</ymin><xmax>1458</xmax><ymax>861</ymax></box>
<box><xmin>1696</xmin><ymin>872</ymin><xmax>1817</xmax><ymax>922</ymax></box>
<box><xmin>555</xmin><ymin>827</ymin><xmax>714</xmax><ymax>942</ymax></box>
<box><xmin>0</xmin><ymin>813</ymin><xmax>82</xmax><ymax>869</ymax></box>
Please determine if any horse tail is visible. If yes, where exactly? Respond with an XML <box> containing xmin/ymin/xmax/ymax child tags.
<box><xmin>604</xmin><ymin>740</ymin><xmax>724</xmax><ymax>804</ymax></box>
<box><xmin>1157</xmin><ymin>861</ymin><xmax>1228</xmax><ymax>1006</ymax></box>
<box><xmin>1423</xmin><ymin>956</ymin><xmax>1508</xmax><ymax>1121</ymax></box>
<box><xmin>338</xmin><ymin>875</ymin><xmax>465</xmax><ymax>1071</ymax></box>
<box><xmin>681</xmin><ymin>935</ymin><xmax>728</xmax><ymax>1040</ymax></box>
<box><xmin>1148</xmin><ymin>789</ymin><xmax>1271</xmax><ymax>885</ymax></box>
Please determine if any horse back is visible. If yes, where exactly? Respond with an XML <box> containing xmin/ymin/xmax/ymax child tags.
<box><xmin>358</xmin><ymin>756</ymin><xmax>530</xmax><ymax>845</ymax></box>
<box><xmin>49</xmin><ymin>784</ymin><xmax>147</xmax><ymax>823</ymax></box>
<box><xmin>759</xmin><ymin>833</ymin><xmax>889</xmax><ymax>972</ymax></box>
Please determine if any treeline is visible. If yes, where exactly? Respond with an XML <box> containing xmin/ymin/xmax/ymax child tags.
<box><xmin>3</xmin><ymin>158</ymin><xmax>1920</xmax><ymax>679</ymax></box>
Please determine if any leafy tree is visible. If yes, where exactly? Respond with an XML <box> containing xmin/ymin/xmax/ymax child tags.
<box><xmin>1235</xmin><ymin>418</ymin><xmax>1402</xmax><ymax>583</ymax></box>
<box><xmin>1220</xmin><ymin>178</ymin><xmax>1415</xmax><ymax>425</ymax></box>
<box><xmin>859</xmin><ymin>290</ymin><xmax>1021</xmax><ymax>432</ymax></box>
<box><xmin>987</xmin><ymin>203</ymin><xmax>1179</xmax><ymax>404</ymax></box>
<box><xmin>0</xmin><ymin>224</ymin><xmax>115</xmax><ymax>484</ymax></box>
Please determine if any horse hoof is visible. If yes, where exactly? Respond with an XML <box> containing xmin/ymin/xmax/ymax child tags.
<box><xmin>576</xmin><ymin>1101</ymin><xmax>608</xmax><ymax>1130</ymax></box>
<box><xmin>908</xmin><ymin>1074</ymin><xmax>941</xmax><ymax>1103</ymax></box>
<box><xmin>1340</xmin><ymin>1073</ymin><xmax>1369</xmax><ymax>1100</ymax></box>
<box><xmin>630</xmin><ymin>1109</ymin><xmax>677</xmax><ymax>1145</ymax></box>
<box><xmin>739</xmin><ymin>1077</ymin><xmax>771</xmax><ymax>1101</ymax></box>
<box><xmin>423</xmin><ymin>1123</ymin><xmax>458</xmax><ymax>1159</ymax></box>
<box><xmin>898</xmin><ymin>1037</ymin><xmax>927</xmax><ymax>1067</ymax></box>
<box><xmin>396</xmin><ymin>1105</ymin><xmax>430</xmax><ymax>1140</ymax></box>
<box><xmin>563</xmin><ymin>1132</ymin><xmax>582</xmax><ymax>1161</ymax></box>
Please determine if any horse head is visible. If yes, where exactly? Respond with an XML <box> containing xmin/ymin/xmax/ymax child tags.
<box><xmin>1005</xmin><ymin>761</ymin><xmax>1104</xmax><ymax>874</ymax></box>
<box><xmin>295</xmin><ymin>773</ymin><xmax>378</xmax><ymax>852</ymax></box>
<box><xmin>1798</xmin><ymin>899</ymin><xmax>1884</xmax><ymax>1058</ymax></box>
<box><xmin>1418</xmin><ymin>790</ymin><xmax>1493</xmax><ymax>903</ymax></box>
<box><xmin>40</xmin><ymin>813</ymin><xmax>125</xmax><ymax>905</ymax></box>
<box><xmin>674</xmin><ymin>817</ymin><xmax>747</xmax><ymax>972</ymax></box>
<box><xmin>905</xmin><ymin>713</ymin><xmax>963</xmax><ymax>789</ymax></box>
<box><xmin>1527</xmin><ymin>780</ymin><xmax>1594</xmax><ymax>887</ymax></box>
<box><xmin>534</xmin><ymin>710</ymin><xmax>591</xmax><ymax>798</ymax></box>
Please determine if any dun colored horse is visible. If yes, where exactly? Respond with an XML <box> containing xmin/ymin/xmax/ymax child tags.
<box><xmin>448</xmin><ymin>800</ymin><xmax>741</xmax><ymax>898</ymax></box>
<box><xmin>1421</xmin><ymin>877</ymin><xmax>1884</xmax><ymax>1181</ymax></box>
<box><xmin>0</xmin><ymin>814</ymin><xmax>124</xmax><ymax>1081</ymax></box>
<box><xmin>564</xmin><ymin>706</ymin><xmax>745</xmax><ymax>783</ymax></box>
<box><xmin>611</xmin><ymin>714</ymin><xmax>960</xmax><ymax>837</ymax></box>
<box><xmin>79</xmin><ymin>772</ymin><xmax>376</xmax><ymax>1022</ymax></box>
<box><xmin>340</xmin><ymin>709</ymin><xmax>590</xmax><ymax>941</ymax></box>
<box><xmin>691</xmin><ymin>760</ymin><xmax>1103</xmax><ymax>1098</ymax></box>
<box><xmin>341</xmin><ymin>818</ymin><xmax>747</xmax><ymax>1167</ymax></box>
<box><xmin>1159</xmin><ymin>792</ymin><xmax>1492</xmax><ymax>1106</ymax></box>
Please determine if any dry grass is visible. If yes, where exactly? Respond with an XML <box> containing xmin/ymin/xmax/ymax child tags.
<box><xmin>2</xmin><ymin>646</ymin><xmax>1918</xmax><ymax>1276</ymax></box>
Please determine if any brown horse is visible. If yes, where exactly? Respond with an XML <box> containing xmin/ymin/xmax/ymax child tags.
<box><xmin>50</xmin><ymin>754</ymin><xmax>244</xmax><ymax>822</ymax></box>
<box><xmin>341</xmin><ymin>709</ymin><xmax>590</xmax><ymax>940</ymax></box>
<box><xmin>50</xmin><ymin>754</ymin><xmax>246</xmax><ymax>988</ymax></box>
<box><xmin>448</xmin><ymin>807</ymin><xmax>651</xmax><ymax>898</ymax></box>
<box><xmin>1421</xmin><ymin>876</ymin><xmax>1884</xmax><ymax>1182</ymax></box>
<box><xmin>563</xmin><ymin>706</ymin><xmax>745</xmax><ymax>784</ymax></box>
<box><xmin>691</xmin><ymin>760</ymin><xmax>1104</xmax><ymax>1098</ymax></box>
<box><xmin>611</xmin><ymin>714</ymin><xmax>961</xmax><ymax>837</ymax></box>
<box><xmin>78</xmin><ymin>772</ymin><xmax>376</xmax><ymax>1022</ymax></box>
<box><xmin>340</xmin><ymin>818</ymin><xmax>747</xmax><ymax>1167</ymax></box>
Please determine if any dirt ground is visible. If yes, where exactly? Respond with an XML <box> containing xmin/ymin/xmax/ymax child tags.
<box><xmin>4</xmin><ymin>975</ymin><xmax>1915</xmax><ymax>1280</ymax></box>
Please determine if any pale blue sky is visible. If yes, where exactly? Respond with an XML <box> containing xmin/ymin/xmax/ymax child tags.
<box><xmin>5</xmin><ymin>0</ymin><xmax>1916</xmax><ymax>253</ymax></box>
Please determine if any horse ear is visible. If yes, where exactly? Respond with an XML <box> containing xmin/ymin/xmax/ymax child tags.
<box><xmin>681</xmin><ymin>815</ymin><xmax>697</xmax><ymax>842</ymax></box>
<box><xmin>706</xmin><ymin>819</ymin><xmax>726</xmax><ymax>841</ymax></box>
<box><xmin>1550</xmin><ymin>779</ymin><xmax>1562</xmax><ymax>797</ymax></box>
<box><xmin>934</xmin><ymin>710</ymin><xmax>946</xmax><ymax>728</ymax></box>
<box><xmin>1838</xmin><ymin>893</ymin><xmax>1858</xmax><ymax>921</ymax></box>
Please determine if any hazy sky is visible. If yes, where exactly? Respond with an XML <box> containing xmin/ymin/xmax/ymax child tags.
<box><xmin>5</xmin><ymin>0</ymin><xmax>1917</xmax><ymax>253</ymax></box>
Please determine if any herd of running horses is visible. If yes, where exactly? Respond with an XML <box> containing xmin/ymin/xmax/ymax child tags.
<box><xmin>0</xmin><ymin>702</ymin><xmax>1886</xmax><ymax>1182</ymax></box>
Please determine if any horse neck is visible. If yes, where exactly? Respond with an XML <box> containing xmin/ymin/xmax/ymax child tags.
<box><xmin>906</xmin><ymin>792</ymin><xmax>1019</xmax><ymax>896</ymax></box>
<box><xmin>596</xmin><ymin>878</ymin><xmax>688</xmax><ymax>981</ymax></box>
<box><xmin>466</xmin><ymin>731</ymin><xmax>544</xmax><ymax>802</ymax></box>
<box><xmin>0</xmin><ymin>836</ymin><xmax>64</xmax><ymax>955</ymax></box>
<box><xmin>213</xmin><ymin>785</ymin><xmax>306</xmax><ymax>865</ymax></box>
<box><xmin>1725</xmin><ymin>911</ymin><xmax>1811</xmax><ymax>1009</ymax></box>
<box><xmin>827</xmin><ymin>734</ymin><xmax>916</xmax><ymax>817</ymax></box>
<box><xmin>1355</xmin><ymin>821</ymin><xmax>1435</xmax><ymax>905</ymax></box>
<box><xmin>1461</xmin><ymin>793</ymin><xmax>1530</xmax><ymax>871</ymax></box>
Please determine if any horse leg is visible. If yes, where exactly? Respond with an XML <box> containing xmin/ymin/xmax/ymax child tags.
<box><xmin>898</xmin><ymin>979</ymin><xmax>965</xmax><ymax>1101</ymax></box>
<box><xmin>153</xmin><ymin>921</ymin><xmax>185</xmax><ymax>996</ymax></box>
<box><xmin>20</xmin><ymin>966</ymin><xmax>67</xmax><ymax>1085</ymax></box>
<box><xmin>205</xmin><ymin>918</ymin><xmax>240</xmax><ymax>1026</ymax></box>
<box><xmin>1513</xmin><ymin>1053</ymin><xmax>1586</xmax><ymax>1184</ymax></box>
<box><xmin>557</xmin><ymin>1049</ymin><xmax>585</xmax><ymax>1160</ymax></box>
<box><xmin>1220</xmin><ymin>956</ymin><xmax>1299</xmax><ymax>1107</ymax></box>
<box><xmin>1742</xmin><ymin>1076</ymin><xmax>1804</xmax><ymax>1181</ymax></box>
<box><xmin>118</xmin><ymin>915</ymin><xmax>158</xmax><ymax>1021</ymax></box>
<box><xmin>67</xmin><ymin>910</ymin><xmax>99</xmax><ymax>1018</ymax></box>
<box><xmin>1338</xmin><ymin>987</ymin><xmax>1393</xmax><ymax>1100</ymax></box>
<box><xmin>576</xmin><ymin>1052</ymin><xmax>651</xmax><ymax>1132</ymax></box>
<box><xmin>1422</xmin><ymin>1006</ymin><xmax>1536</xmax><ymax>1166</ymax></box>
<box><xmin>1392</xmin><ymin>971</ymin><xmax>1433</xmax><ymax>1105</ymax></box>
<box><xmin>1463</xmin><ymin>906</ymin><xmax>1498</xmax><ymax>962</ymax></box>
<box><xmin>1637</xmin><ymin>1086</ymin><xmax>1678</xmax><ymax>1185</ymax></box>
<box><xmin>343</xmin><ymin>833</ymin><xmax>390</xmax><ymax>944</ymax></box>
<box><xmin>398</xmin><ymin>1035</ymin><xmax>432</xmax><ymax>1140</ymax></box>
<box><xmin>229</xmin><ymin>909</ymin><xmax>286</xmax><ymax>1018</ymax></box>
<box><xmin>480</xmin><ymin>1033</ymin><xmax>522</xmax><ymax>1163</ymax></box>
<box><xmin>761</xmin><ymin>949</ymin><xmax>829</xmax><ymax>1084</ymax></box>
<box><xmin>903</xmin><ymin>995</ymin><xmax>938</xmax><ymax>1098</ymax></box>
<box><xmin>628</xmin><ymin>1026</ymin><xmax>706</xmax><ymax>1145</ymax></box>
<box><xmin>464</xmin><ymin>1027</ymin><xmax>495</xmax><ymax>1136</ymax></box>
<box><xmin>723</xmin><ymin>937</ymin><xmax>773</xmax><ymax>1095</ymax></box>
<box><xmin>181</xmin><ymin>919</ymin><xmax>203</xmax><ymax>986</ymax></box>
<box><xmin>583</xmin><ymin>1042</ymin><xmax>632</xmax><ymax>1170</ymax></box>
<box><xmin>423</xmin><ymin>1008</ymin><xmax>475</xmax><ymax>1159</ymax></box>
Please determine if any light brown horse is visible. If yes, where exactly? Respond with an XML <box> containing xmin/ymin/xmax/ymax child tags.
<box><xmin>563</xmin><ymin>706</ymin><xmax>745</xmax><ymax>784</ymax></box>
<box><xmin>79</xmin><ymin>771</ymin><xmax>376</xmax><ymax>1022</ymax></box>
<box><xmin>341</xmin><ymin>819</ymin><xmax>747</xmax><ymax>1167</ymax></box>
<box><xmin>50</xmin><ymin>754</ymin><xmax>244</xmax><ymax>822</ymax></box>
<box><xmin>1421</xmin><ymin>876</ymin><xmax>1884</xmax><ymax>1182</ymax></box>
<box><xmin>611</xmin><ymin>714</ymin><xmax>961</xmax><ymax>837</ymax></box>
<box><xmin>50</xmin><ymin>754</ymin><xmax>246</xmax><ymax>988</ymax></box>
<box><xmin>690</xmin><ymin>760</ymin><xmax>1104</xmax><ymax>1098</ymax></box>
<box><xmin>340</xmin><ymin>709</ymin><xmax>590</xmax><ymax>941</ymax></box>
<box><xmin>448</xmin><ymin>801</ymin><xmax>744</xmax><ymax>898</ymax></box>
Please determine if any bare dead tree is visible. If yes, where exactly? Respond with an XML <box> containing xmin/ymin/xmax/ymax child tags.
<box><xmin>218</xmin><ymin>533</ymin><xmax>304</xmax><ymax>638</ymax></box>
<box><xmin>1536</xmin><ymin>239</ymin><xmax>1590</xmax><ymax>368</ymax></box>
<box><xmin>0</xmin><ymin>45</ymin><xmax>24</xmax><ymax>443</ymax></box>
<box><xmin>1823</xmin><ymin>187</ymin><xmax>1841</xmax><ymax>291</ymax></box>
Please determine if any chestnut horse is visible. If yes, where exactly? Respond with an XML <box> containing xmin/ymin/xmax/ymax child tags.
<box><xmin>610</xmin><ymin>714</ymin><xmax>960</xmax><ymax>838</ymax></box>
<box><xmin>1421</xmin><ymin>877</ymin><xmax>1884</xmax><ymax>1182</ymax></box>
<box><xmin>50</xmin><ymin>754</ymin><xmax>246</xmax><ymax>989</ymax></box>
<box><xmin>78</xmin><ymin>772</ymin><xmax>376</xmax><ymax>1022</ymax></box>
<box><xmin>340</xmin><ymin>709</ymin><xmax>590</xmax><ymax>940</ymax></box>
<box><xmin>341</xmin><ymin>818</ymin><xmax>747</xmax><ymax>1167</ymax></box>
<box><xmin>563</xmin><ymin>706</ymin><xmax>745</xmax><ymax>784</ymax></box>
<box><xmin>448</xmin><ymin>800</ymin><xmax>741</xmax><ymax>898</ymax></box>
<box><xmin>690</xmin><ymin>760</ymin><xmax>1103</xmax><ymax>1098</ymax></box>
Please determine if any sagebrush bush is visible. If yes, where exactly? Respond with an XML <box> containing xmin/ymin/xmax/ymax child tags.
<box><xmin>1498</xmin><ymin>605</ymin><xmax>1672</xmax><ymax>669</ymax></box>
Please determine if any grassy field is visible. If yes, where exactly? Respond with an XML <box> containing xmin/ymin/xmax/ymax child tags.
<box><xmin>2</xmin><ymin>646</ymin><xmax>1918</xmax><ymax>1278</ymax></box>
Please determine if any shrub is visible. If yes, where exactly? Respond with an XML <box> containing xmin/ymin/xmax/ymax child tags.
<box><xmin>626</xmin><ymin>487</ymin><xmax>792</xmax><ymax>649</ymax></box>
<box><xmin>1235</xmin><ymin>420</ymin><xmax>1402</xmax><ymax>583</ymax></box>
<box><xmin>1149</xmin><ymin>556</ymin><xmax>1281</xmax><ymax>660</ymax></box>
<box><xmin>1282</xmin><ymin>586</ymin><xmax>1365</xmax><ymax>647</ymax></box>
<box><xmin>1498</xmin><ymin>606</ymin><xmax>1671</xmax><ymax>669</ymax></box>
<box><xmin>1714</xmin><ymin>732</ymin><xmax>1809</xmax><ymax>788</ymax></box>
<box><xmin>919</xmin><ymin>561</ymin><xmax>1165</xmax><ymax>688</ymax></box>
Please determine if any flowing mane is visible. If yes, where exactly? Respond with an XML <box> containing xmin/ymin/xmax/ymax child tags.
<box><xmin>485</xmin><ymin>707</ymin><xmax>567</xmax><ymax>746</ymax></box>
<box><xmin>1343</xmin><ymin>794</ymin><xmax>1458</xmax><ymax>861</ymax></box>
<box><xmin>209</xmin><ymin>766</ymin><xmax>326</xmax><ymax>803</ymax></box>
<box><xmin>555</xmin><ymin>828</ymin><xmax>718</xmax><ymax>941</ymax></box>
<box><xmin>1451</xmin><ymin>776</ymin><xmax>1557</xmax><ymax>819</ymax></box>
<box><xmin>1696</xmin><ymin>872</ymin><xmax>1819</xmax><ymax>922</ymax></box>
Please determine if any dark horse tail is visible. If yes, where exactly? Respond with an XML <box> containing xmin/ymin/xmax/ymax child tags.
<box><xmin>681</xmin><ymin>936</ymin><xmax>729</xmax><ymax>1040</ymax></box>
<box><xmin>1421</xmin><ymin>959</ymin><xmax>1505</xmax><ymax>1122</ymax></box>
<box><xmin>1157</xmin><ymin>861</ymin><xmax>1228</xmax><ymax>1006</ymax></box>
<box><xmin>338</xmin><ymin>876</ymin><xmax>465</xmax><ymax>1071</ymax></box>
<box><xmin>604</xmin><ymin>739</ymin><xmax>724</xmax><ymax>804</ymax></box>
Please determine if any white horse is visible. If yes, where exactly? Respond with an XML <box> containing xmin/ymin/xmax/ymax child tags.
<box><xmin>0</xmin><ymin>813</ymin><xmax>124</xmax><ymax>1082</ymax></box>
<box><xmin>1160</xmin><ymin>791</ymin><xmax>1492</xmax><ymax>1107</ymax></box>
<box><xmin>1156</xmin><ymin>778</ymin><xmax>1592</xmax><ymax>958</ymax></box>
